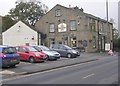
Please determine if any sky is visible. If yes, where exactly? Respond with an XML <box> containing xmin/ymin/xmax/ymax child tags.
<box><xmin>0</xmin><ymin>0</ymin><xmax>119</xmax><ymax>29</ymax></box>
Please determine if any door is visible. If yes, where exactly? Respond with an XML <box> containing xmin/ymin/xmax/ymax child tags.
<box><xmin>58</xmin><ymin>45</ymin><xmax>68</xmax><ymax>57</ymax></box>
<box><xmin>18</xmin><ymin>47</ymin><xmax>29</xmax><ymax>61</ymax></box>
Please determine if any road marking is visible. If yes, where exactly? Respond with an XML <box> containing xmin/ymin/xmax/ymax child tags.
<box><xmin>0</xmin><ymin>70</ymin><xmax>15</xmax><ymax>74</ymax></box>
<box><xmin>21</xmin><ymin>62</ymin><xmax>32</xmax><ymax>64</ymax></box>
<box><xmin>2</xmin><ymin>61</ymin><xmax>96</xmax><ymax>82</ymax></box>
<box><xmin>82</xmin><ymin>73</ymin><xmax>95</xmax><ymax>79</ymax></box>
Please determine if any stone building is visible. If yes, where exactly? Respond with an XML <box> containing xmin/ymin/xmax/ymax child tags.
<box><xmin>118</xmin><ymin>1</ymin><xmax>120</xmax><ymax>36</ymax></box>
<box><xmin>0</xmin><ymin>16</ymin><xmax>2</xmax><ymax>45</ymax></box>
<box><xmin>35</xmin><ymin>4</ymin><xmax>113</xmax><ymax>52</ymax></box>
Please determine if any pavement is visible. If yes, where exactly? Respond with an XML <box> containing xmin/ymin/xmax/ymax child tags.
<box><xmin>1</xmin><ymin>52</ymin><xmax>117</xmax><ymax>79</ymax></box>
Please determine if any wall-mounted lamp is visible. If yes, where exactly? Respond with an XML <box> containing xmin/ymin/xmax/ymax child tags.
<box><xmin>89</xmin><ymin>39</ymin><xmax>92</xmax><ymax>43</ymax></box>
<box><xmin>32</xmin><ymin>36</ymin><xmax>34</xmax><ymax>40</ymax></box>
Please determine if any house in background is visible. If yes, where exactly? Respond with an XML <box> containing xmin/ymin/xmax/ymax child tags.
<box><xmin>0</xmin><ymin>16</ymin><xmax>2</xmax><ymax>45</ymax></box>
<box><xmin>2</xmin><ymin>21</ymin><xmax>41</xmax><ymax>46</ymax></box>
<box><xmin>35</xmin><ymin>4</ymin><xmax>113</xmax><ymax>52</ymax></box>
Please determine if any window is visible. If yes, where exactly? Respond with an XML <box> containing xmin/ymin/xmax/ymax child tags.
<box><xmin>18</xmin><ymin>47</ymin><xmax>27</xmax><ymax>53</ymax></box>
<box><xmin>2</xmin><ymin>47</ymin><xmax>17</xmax><ymax>54</ymax></box>
<box><xmin>99</xmin><ymin>22</ymin><xmax>104</xmax><ymax>32</ymax></box>
<box><xmin>28</xmin><ymin>47</ymin><xmax>38</xmax><ymax>52</ymax></box>
<box><xmin>49</xmin><ymin>23</ymin><xmax>55</xmax><ymax>32</ymax></box>
<box><xmin>51</xmin><ymin>44</ymin><xmax>58</xmax><ymax>49</ymax></box>
<box><xmin>55</xmin><ymin>9</ymin><xmax>61</xmax><ymax>17</ymax></box>
<box><xmin>70</xmin><ymin>20</ymin><xmax>77</xmax><ymax>30</ymax></box>
<box><xmin>90</xmin><ymin>23</ymin><xmax>96</xmax><ymax>32</ymax></box>
<box><xmin>93</xmin><ymin>36</ymin><xmax>96</xmax><ymax>48</ymax></box>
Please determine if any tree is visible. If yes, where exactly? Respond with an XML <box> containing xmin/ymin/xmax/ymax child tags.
<box><xmin>9</xmin><ymin>0</ymin><xmax>48</xmax><ymax>26</ymax></box>
<box><xmin>2</xmin><ymin>15</ymin><xmax>15</xmax><ymax>32</ymax></box>
<box><xmin>112</xmin><ymin>28</ymin><xmax>120</xmax><ymax>51</ymax></box>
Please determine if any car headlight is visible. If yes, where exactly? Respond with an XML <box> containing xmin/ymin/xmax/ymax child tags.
<box><xmin>72</xmin><ymin>50</ymin><xmax>77</xmax><ymax>54</ymax></box>
<box><xmin>35</xmin><ymin>53</ymin><xmax>40</xmax><ymax>57</ymax></box>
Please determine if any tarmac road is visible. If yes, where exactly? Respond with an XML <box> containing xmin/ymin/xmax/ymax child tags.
<box><xmin>2</xmin><ymin>53</ymin><xmax>118</xmax><ymax>84</ymax></box>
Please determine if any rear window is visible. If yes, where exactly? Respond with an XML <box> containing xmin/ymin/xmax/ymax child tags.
<box><xmin>50</xmin><ymin>44</ymin><xmax>58</xmax><ymax>49</ymax></box>
<box><xmin>33</xmin><ymin>46</ymin><xmax>42</xmax><ymax>52</ymax></box>
<box><xmin>2</xmin><ymin>47</ymin><xmax>17</xmax><ymax>54</ymax></box>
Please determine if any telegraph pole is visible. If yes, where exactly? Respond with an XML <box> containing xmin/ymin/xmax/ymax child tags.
<box><xmin>106</xmin><ymin>0</ymin><xmax>111</xmax><ymax>50</ymax></box>
<box><xmin>106</xmin><ymin>0</ymin><xmax>108</xmax><ymax>22</ymax></box>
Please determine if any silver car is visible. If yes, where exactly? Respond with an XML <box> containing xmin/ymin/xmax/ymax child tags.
<box><xmin>32</xmin><ymin>45</ymin><xmax>60</xmax><ymax>60</ymax></box>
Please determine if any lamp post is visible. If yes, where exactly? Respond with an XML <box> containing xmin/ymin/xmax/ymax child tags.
<box><xmin>106</xmin><ymin>0</ymin><xmax>111</xmax><ymax>50</ymax></box>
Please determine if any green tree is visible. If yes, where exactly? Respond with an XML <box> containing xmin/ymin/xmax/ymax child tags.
<box><xmin>2</xmin><ymin>15</ymin><xmax>15</xmax><ymax>32</ymax></box>
<box><xmin>9</xmin><ymin>1</ymin><xmax>48</xmax><ymax>26</ymax></box>
<box><xmin>112</xmin><ymin>28</ymin><xmax>119</xmax><ymax>51</ymax></box>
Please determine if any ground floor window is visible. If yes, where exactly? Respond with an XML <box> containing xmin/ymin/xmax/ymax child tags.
<box><xmin>49</xmin><ymin>38</ymin><xmax>55</xmax><ymax>46</ymax></box>
<box><xmin>71</xmin><ymin>37</ymin><xmax>77</xmax><ymax>47</ymax></box>
<box><xmin>93</xmin><ymin>36</ymin><xmax>96</xmax><ymax>48</ymax></box>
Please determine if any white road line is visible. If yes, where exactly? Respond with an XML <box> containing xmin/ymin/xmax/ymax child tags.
<box><xmin>82</xmin><ymin>73</ymin><xmax>95</xmax><ymax>79</ymax></box>
<box><xmin>3</xmin><ymin>61</ymin><xmax>95</xmax><ymax>82</ymax></box>
<box><xmin>0</xmin><ymin>70</ymin><xmax>15</xmax><ymax>74</ymax></box>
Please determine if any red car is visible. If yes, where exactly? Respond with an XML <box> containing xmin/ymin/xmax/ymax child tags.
<box><xmin>16</xmin><ymin>46</ymin><xmax>47</xmax><ymax>63</ymax></box>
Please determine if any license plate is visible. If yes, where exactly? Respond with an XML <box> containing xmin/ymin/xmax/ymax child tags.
<box><xmin>11</xmin><ymin>60</ymin><xmax>17</xmax><ymax>62</ymax></box>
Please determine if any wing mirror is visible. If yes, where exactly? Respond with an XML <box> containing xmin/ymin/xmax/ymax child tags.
<box><xmin>25</xmin><ymin>51</ymin><xmax>29</xmax><ymax>53</ymax></box>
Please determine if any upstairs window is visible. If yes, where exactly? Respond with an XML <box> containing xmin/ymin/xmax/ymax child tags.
<box><xmin>70</xmin><ymin>20</ymin><xmax>77</xmax><ymax>31</ymax></box>
<box><xmin>99</xmin><ymin>22</ymin><xmax>104</xmax><ymax>32</ymax></box>
<box><xmin>49</xmin><ymin>23</ymin><xmax>55</xmax><ymax>33</ymax></box>
<box><xmin>90</xmin><ymin>23</ymin><xmax>96</xmax><ymax>32</ymax></box>
<box><xmin>55</xmin><ymin>9</ymin><xmax>61</xmax><ymax>17</ymax></box>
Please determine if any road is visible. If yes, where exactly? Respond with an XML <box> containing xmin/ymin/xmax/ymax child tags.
<box><xmin>2</xmin><ymin>55</ymin><xmax>118</xmax><ymax>84</ymax></box>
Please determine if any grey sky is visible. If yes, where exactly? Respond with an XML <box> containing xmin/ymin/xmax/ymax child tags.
<box><xmin>0</xmin><ymin>0</ymin><xmax>119</xmax><ymax>29</ymax></box>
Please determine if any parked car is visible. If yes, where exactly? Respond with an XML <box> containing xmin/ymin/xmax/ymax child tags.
<box><xmin>72</xmin><ymin>47</ymin><xmax>85</xmax><ymax>52</ymax></box>
<box><xmin>0</xmin><ymin>45</ymin><xmax>20</xmax><ymax>67</ymax></box>
<box><xmin>32</xmin><ymin>45</ymin><xmax>60</xmax><ymax>60</ymax></box>
<box><xmin>50</xmin><ymin>44</ymin><xmax>80</xmax><ymax>58</ymax></box>
<box><xmin>16</xmin><ymin>46</ymin><xmax>47</xmax><ymax>63</ymax></box>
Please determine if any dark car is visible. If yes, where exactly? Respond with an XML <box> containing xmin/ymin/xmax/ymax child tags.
<box><xmin>32</xmin><ymin>45</ymin><xmax>60</xmax><ymax>60</ymax></box>
<box><xmin>50</xmin><ymin>44</ymin><xmax>80</xmax><ymax>58</ymax></box>
<box><xmin>0</xmin><ymin>45</ymin><xmax>20</xmax><ymax>67</ymax></box>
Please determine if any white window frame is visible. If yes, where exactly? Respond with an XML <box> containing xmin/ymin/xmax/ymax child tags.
<box><xmin>49</xmin><ymin>23</ymin><xmax>55</xmax><ymax>33</ymax></box>
<box><xmin>56</xmin><ymin>9</ymin><xmax>61</xmax><ymax>17</ymax></box>
<box><xmin>70</xmin><ymin>20</ymin><xmax>77</xmax><ymax>30</ymax></box>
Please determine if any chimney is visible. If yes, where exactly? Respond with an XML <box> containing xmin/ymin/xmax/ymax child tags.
<box><xmin>80</xmin><ymin>8</ymin><xmax>84</xmax><ymax>12</ymax></box>
<box><xmin>69</xmin><ymin>4</ymin><xmax>71</xmax><ymax>8</ymax></box>
<box><xmin>74</xmin><ymin>6</ymin><xmax>79</xmax><ymax>10</ymax></box>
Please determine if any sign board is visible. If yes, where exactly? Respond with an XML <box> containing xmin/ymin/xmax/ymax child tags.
<box><xmin>105</xmin><ymin>43</ymin><xmax>110</xmax><ymax>51</ymax></box>
<box><xmin>58</xmin><ymin>23</ymin><xmax>67</xmax><ymax>32</ymax></box>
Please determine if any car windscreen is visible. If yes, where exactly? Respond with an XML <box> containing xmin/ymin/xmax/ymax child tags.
<box><xmin>2</xmin><ymin>47</ymin><xmax>17</xmax><ymax>54</ymax></box>
<box><xmin>39</xmin><ymin>46</ymin><xmax>50</xmax><ymax>51</ymax></box>
<box><xmin>28</xmin><ymin>47</ymin><xmax>38</xmax><ymax>52</ymax></box>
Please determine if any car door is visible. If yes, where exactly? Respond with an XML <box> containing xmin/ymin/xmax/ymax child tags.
<box><xmin>18</xmin><ymin>47</ymin><xmax>29</xmax><ymax>61</ymax></box>
<box><xmin>58</xmin><ymin>45</ymin><xmax>68</xmax><ymax>57</ymax></box>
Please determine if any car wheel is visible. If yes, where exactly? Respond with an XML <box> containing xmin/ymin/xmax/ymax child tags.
<box><xmin>46</xmin><ymin>55</ymin><xmax>49</xmax><ymax>61</ymax></box>
<box><xmin>67</xmin><ymin>53</ymin><xmax>72</xmax><ymax>58</ymax></box>
<box><xmin>10</xmin><ymin>65</ymin><xmax>16</xmax><ymax>68</ymax></box>
<box><xmin>29</xmin><ymin>57</ymin><xmax>35</xmax><ymax>63</ymax></box>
